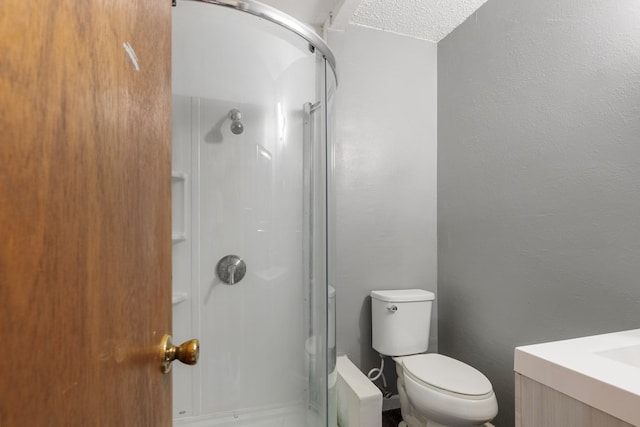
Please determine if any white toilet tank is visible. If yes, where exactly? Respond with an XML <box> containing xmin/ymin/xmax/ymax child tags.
<box><xmin>371</xmin><ymin>289</ymin><xmax>435</xmax><ymax>356</ymax></box>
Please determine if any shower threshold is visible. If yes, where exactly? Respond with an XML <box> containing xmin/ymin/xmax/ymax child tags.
<box><xmin>174</xmin><ymin>403</ymin><xmax>321</xmax><ymax>427</ymax></box>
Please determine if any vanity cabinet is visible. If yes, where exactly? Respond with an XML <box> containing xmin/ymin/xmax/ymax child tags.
<box><xmin>515</xmin><ymin>374</ymin><xmax>633</xmax><ymax>427</ymax></box>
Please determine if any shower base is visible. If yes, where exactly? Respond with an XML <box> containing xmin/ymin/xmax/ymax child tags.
<box><xmin>174</xmin><ymin>404</ymin><xmax>321</xmax><ymax>427</ymax></box>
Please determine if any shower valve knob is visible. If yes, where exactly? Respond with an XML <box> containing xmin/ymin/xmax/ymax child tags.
<box><xmin>217</xmin><ymin>255</ymin><xmax>246</xmax><ymax>285</ymax></box>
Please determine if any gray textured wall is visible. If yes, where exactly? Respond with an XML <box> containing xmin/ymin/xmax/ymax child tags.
<box><xmin>438</xmin><ymin>1</ymin><xmax>640</xmax><ymax>425</ymax></box>
<box><xmin>327</xmin><ymin>24</ymin><xmax>438</xmax><ymax>391</ymax></box>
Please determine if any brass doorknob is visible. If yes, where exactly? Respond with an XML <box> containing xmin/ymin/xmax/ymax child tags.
<box><xmin>161</xmin><ymin>334</ymin><xmax>199</xmax><ymax>374</ymax></box>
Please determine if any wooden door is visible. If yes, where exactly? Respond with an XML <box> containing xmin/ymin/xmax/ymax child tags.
<box><xmin>0</xmin><ymin>0</ymin><xmax>172</xmax><ymax>425</ymax></box>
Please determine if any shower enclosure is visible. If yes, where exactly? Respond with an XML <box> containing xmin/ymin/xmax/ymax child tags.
<box><xmin>171</xmin><ymin>1</ymin><xmax>337</xmax><ymax>426</ymax></box>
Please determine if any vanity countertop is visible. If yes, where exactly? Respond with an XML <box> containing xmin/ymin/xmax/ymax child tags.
<box><xmin>515</xmin><ymin>328</ymin><xmax>640</xmax><ymax>426</ymax></box>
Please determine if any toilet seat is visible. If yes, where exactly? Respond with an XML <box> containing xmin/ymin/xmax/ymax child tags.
<box><xmin>400</xmin><ymin>354</ymin><xmax>493</xmax><ymax>399</ymax></box>
<box><xmin>395</xmin><ymin>354</ymin><xmax>498</xmax><ymax>426</ymax></box>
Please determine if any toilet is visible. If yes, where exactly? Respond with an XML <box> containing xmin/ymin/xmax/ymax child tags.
<box><xmin>371</xmin><ymin>289</ymin><xmax>498</xmax><ymax>427</ymax></box>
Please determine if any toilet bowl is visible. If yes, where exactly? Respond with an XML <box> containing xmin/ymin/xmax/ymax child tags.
<box><xmin>396</xmin><ymin>354</ymin><xmax>497</xmax><ymax>427</ymax></box>
<box><xmin>370</xmin><ymin>289</ymin><xmax>498</xmax><ymax>427</ymax></box>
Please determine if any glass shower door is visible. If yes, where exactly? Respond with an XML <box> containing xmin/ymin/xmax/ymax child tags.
<box><xmin>171</xmin><ymin>2</ymin><xmax>333</xmax><ymax>426</ymax></box>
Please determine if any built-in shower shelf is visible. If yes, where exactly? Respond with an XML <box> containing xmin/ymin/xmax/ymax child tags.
<box><xmin>172</xmin><ymin>171</ymin><xmax>187</xmax><ymax>182</ymax></box>
<box><xmin>172</xmin><ymin>292</ymin><xmax>188</xmax><ymax>305</ymax></box>
<box><xmin>172</xmin><ymin>233</ymin><xmax>187</xmax><ymax>243</ymax></box>
<box><xmin>172</xmin><ymin>170</ymin><xmax>188</xmax><ymax>243</ymax></box>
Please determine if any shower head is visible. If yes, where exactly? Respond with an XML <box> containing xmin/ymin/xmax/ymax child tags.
<box><xmin>228</xmin><ymin>109</ymin><xmax>244</xmax><ymax>135</ymax></box>
<box><xmin>230</xmin><ymin>121</ymin><xmax>244</xmax><ymax>135</ymax></box>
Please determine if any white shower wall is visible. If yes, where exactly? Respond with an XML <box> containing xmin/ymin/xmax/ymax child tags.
<box><xmin>172</xmin><ymin>2</ymin><xmax>327</xmax><ymax>424</ymax></box>
<box><xmin>172</xmin><ymin>95</ymin><xmax>307</xmax><ymax>417</ymax></box>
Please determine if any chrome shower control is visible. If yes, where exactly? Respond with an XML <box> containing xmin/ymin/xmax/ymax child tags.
<box><xmin>387</xmin><ymin>305</ymin><xmax>398</xmax><ymax>312</ymax></box>
<box><xmin>216</xmin><ymin>255</ymin><xmax>246</xmax><ymax>285</ymax></box>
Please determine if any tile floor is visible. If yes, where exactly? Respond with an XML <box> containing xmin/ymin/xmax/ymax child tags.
<box><xmin>381</xmin><ymin>409</ymin><xmax>403</xmax><ymax>427</ymax></box>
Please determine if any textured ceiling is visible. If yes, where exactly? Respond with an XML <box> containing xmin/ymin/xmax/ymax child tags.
<box><xmin>259</xmin><ymin>0</ymin><xmax>490</xmax><ymax>43</ymax></box>
<box><xmin>351</xmin><ymin>0</ymin><xmax>490</xmax><ymax>42</ymax></box>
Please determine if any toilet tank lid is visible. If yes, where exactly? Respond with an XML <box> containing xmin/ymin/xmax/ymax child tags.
<box><xmin>371</xmin><ymin>289</ymin><xmax>435</xmax><ymax>302</ymax></box>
